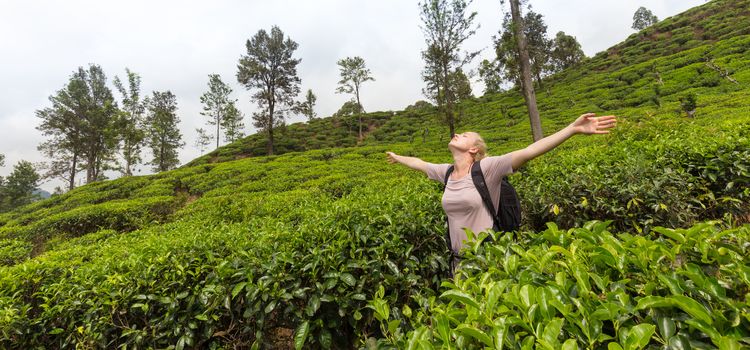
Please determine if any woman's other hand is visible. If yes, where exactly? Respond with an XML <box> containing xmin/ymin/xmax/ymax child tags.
<box><xmin>571</xmin><ymin>113</ymin><xmax>617</xmax><ymax>135</ymax></box>
<box><xmin>386</xmin><ymin>151</ymin><xmax>398</xmax><ymax>164</ymax></box>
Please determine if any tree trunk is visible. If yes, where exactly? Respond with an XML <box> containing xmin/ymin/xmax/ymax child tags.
<box><xmin>355</xmin><ymin>86</ymin><xmax>364</xmax><ymax>140</ymax></box>
<box><xmin>69</xmin><ymin>153</ymin><xmax>77</xmax><ymax>191</ymax></box>
<box><xmin>268</xmin><ymin>97</ymin><xmax>275</xmax><ymax>156</ymax></box>
<box><xmin>216</xmin><ymin>112</ymin><xmax>221</xmax><ymax>149</ymax></box>
<box><xmin>510</xmin><ymin>0</ymin><xmax>543</xmax><ymax>141</ymax></box>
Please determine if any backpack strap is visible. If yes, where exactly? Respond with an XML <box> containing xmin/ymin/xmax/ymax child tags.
<box><xmin>443</xmin><ymin>166</ymin><xmax>456</xmax><ymax>262</ymax></box>
<box><xmin>470</xmin><ymin>161</ymin><xmax>502</xmax><ymax>232</ymax></box>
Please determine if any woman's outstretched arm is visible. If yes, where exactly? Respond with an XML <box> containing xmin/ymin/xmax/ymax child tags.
<box><xmin>386</xmin><ymin>152</ymin><xmax>429</xmax><ymax>174</ymax></box>
<box><xmin>509</xmin><ymin>113</ymin><xmax>617</xmax><ymax>171</ymax></box>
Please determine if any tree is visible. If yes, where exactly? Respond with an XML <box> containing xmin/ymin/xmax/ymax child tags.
<box><xmin>237</xmin><ymin>26</ymin><xmax>301</xmax><ymax>155</ymax></box>
<box><xmin>419</xmin><ymin>0</ymin><xmax>479</xmax><ymax>138</ymax></box>
<box><xmin>333</xmin><ymin>100</ymin><xmax>364</xmax><ymax>133</ymax></box>
<box><xmin>550</xmin><ymin>31</ymin><xmax>585</xmax><ymax>72</ymax></box>
<box><xmin>221</xmin><ymin>102</ymin><xmax>245</xmax><ymax>143</ymax></box>
<box><xmin>77</xmin><ymin>65</ymin><xmax>120</xmax><ymax>183</ymax></box>
<box><xmin>478</xmin><ymin>59</ymin><xmax>504</xmax><ymax>95</ymax></box>
<box><xmin>506</xmin><ymin>0</ymin><xmax>543</xmax><ymax>141</ymax></box>
<box><xmin>145</xmin><ymin>91</ymin><xmax>183</xmax><ymax>172</ymax></box>
<box><xmin>294</xmin><ymin>89</ymin><xmax>317</xmax><ymax>121</ymax></box>
<box><xmin>201</xmin><ymin>74</ymin><xmax>238</xmax><ymax>148</ymax></box>
<box><xmin>0</xmin><ymin>154</ymin><xmax>4</xmax><ymax>189</ymax></box>
<box><xmin>452</xmin><ymin>68</ymin><xmax>473</xmax><ymax>101</ymax></box>
<box><xmin>336</xmin><ymin>56</ymin><xmax>374</xmax><ymax>139</ymax></box>
<box><xmin>36</xmin><ymin>64</ymin><xmax>118</xmax><ymax>188</ymax></box>
<box><xmin>0</xmin><ymin>160</ymin><xmax>40</xmax><ymax>211</ymax></box>
<box><xmin>113</xmin><ymin>68</ymin><xmax>146</xmax><ymax>176</ymax></box>
<box><xmin>494</xmin><ymin>8</ymin><xmax>551</xmax><ymax>89</ymax></box>
<box><xmin>632</xmin><ymin>6</ymin><xmax>659</xmax><ymax>31</ymax></box>
<box><xmin>194</xmin><ymin>128</ymin><xmax>212</xmax><ymax>154</ymax></box>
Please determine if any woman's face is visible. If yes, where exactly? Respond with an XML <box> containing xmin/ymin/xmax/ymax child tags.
<box><xmin>449</xmin><ymin>132</ymin><xmax>478</xmax><ymax>152</ymax></box>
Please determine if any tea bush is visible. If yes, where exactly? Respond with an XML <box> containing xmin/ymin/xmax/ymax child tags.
<box><xmin>369</xmin><ymin>221</ymin><xmax>750</xmax><ymax>349</ymax></box>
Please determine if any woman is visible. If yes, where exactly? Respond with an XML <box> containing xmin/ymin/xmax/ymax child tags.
<box><xmin>386</xmin><ymin>113</ymin><xmax>617</xmax><ymax>260</ymax></box>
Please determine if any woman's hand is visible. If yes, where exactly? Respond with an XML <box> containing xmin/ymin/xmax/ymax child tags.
<box><xmin>386</xmin><ymin>151</ymin><xmax>399</xmax><ymax>164</ymax></box>
<box><xmin>570</xmin><ymin>113</ymin><xmax>617</xmax><ymax>135</ymax></box>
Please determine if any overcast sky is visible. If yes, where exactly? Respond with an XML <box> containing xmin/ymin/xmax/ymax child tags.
<box><xmin>0</xmin><ymin>0</ymin><xmax>706</xmax><ymax>192</ymax></box>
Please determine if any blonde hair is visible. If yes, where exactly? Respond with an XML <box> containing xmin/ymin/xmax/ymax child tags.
<box><xmin>468</xmin><ymin>132</ymin><xmax>488</xmax><ymax>161</ymax></box>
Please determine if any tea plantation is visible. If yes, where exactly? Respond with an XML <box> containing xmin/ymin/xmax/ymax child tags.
<box><xmin>1</xmin><ymin>0</ymin><xmax>749</xmax><ymax>348</ymax></box>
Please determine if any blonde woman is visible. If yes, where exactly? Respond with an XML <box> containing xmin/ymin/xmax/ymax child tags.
<box><xmin>386</xmin><ymin>113</ymin><xmax>617</xmax><ymax>264</ymax></box>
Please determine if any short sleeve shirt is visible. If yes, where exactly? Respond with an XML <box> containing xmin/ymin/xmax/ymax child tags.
<box><xmin>425</xmin><ymin>155</ymin><xmax>514</xmax><ymax>254</ymax></box>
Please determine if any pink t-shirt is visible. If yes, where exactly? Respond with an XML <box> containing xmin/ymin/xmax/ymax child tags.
<box><xmin>425</xmin><ymin>154</ymin><xmax>514</xmax><ymax>254</ymax></box>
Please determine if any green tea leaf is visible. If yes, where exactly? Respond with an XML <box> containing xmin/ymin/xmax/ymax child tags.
<box><xmin>294</xmin><ymin>321</ymin><xmax>309</xmax><ymax>350</ymax></box>
<box><xmin>456</xmin><ymin>325</ymin><xmax>493</xmax><ymax>347</ymax></box>
<box><xmin>670</xmin><ymin>295</ymin><xmax>712</xmax><ymax>324</ymax></box>
<box><xmin>440</xmin><ymin>290</ymin><xmax>480</xmax><ymax>310</ymax></box>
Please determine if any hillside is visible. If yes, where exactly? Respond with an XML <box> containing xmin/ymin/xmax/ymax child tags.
<box><xmin>1</xmin><ymin>0</ymin><xmax>749</xmax><ymax>348</ymax></box>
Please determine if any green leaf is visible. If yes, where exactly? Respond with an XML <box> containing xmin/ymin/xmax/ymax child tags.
<box><xmin>265</xmin><ymin>300</ymin><xmax>277</xmax><ymax>314</ymax></box>
<box><xmin>232</xmin><ymin>282</ymin><xmax>247</xmax><ymax>298</ymax></box>
<box><xmin>670</xmin><ymin>295</ymin><xmax>712</xmax><ymax>324</ymax></box>
<box><xmin>456</xmin><ymin>325</ymin><xmax>493</xmax><ymax>347</ymax></box>
<box><xmin>340</xmin><ymin>273</ymin><xmax>356</xmax><ymax>287</ymax></box>
<box><xmin>294</xmin><ymin>321</ymin><xmax>309</xmax><ymax>350</ymax></box>
<box><xmin>717</xmin><ymin>336</ymin><xmax>740</xmax><ymax>350</ymax></box>
<box><xmin>608</xmin><ymin>343</ymin><xmax>624</xmax><ymax>350</ymax></box>
<box><xmin>656</xmin><ymin>316</ymin><xmax>676</xmax><ymax>339</ymax></box>
<box><xmin>48</xmin><ymin>328</ymin><xmax>64</xmax><ymax>335</ymax></box>
<box><xmin>667</xmin><ymin>335</ymin><xmax>691</xmax><ymax>350</ymax></box>
<box><xmin>628</xmin><ymin>324</ymin><xmax>655</xmax><ymax>349</ymax></box>
<box><xmin>634</xmin><ymin>296</ymin><xmax>672</xmax><ymax>310</ymax></box>
<box><xmin>388</xmin><ymin>319</ymin><xmax>401</xmax><ymax>335</ymax></box>
<box><xmin>562</xmin><ymin>339</ymin><xmax>577</xmax><ymax>350</ymax></box>
<box><xmin>308</xmin><ymin>295</ymin><xmax>320</xmax><ymax>316</ymax></box>
<box><xmin>540</xmin><ymin>318</ymin><xmax>564</xmax><ymax>350</ymax></box>
<box><xmin>440</xmin><ymin>290</ymin><xmax>480</xmax><ymax>309</ymax></box>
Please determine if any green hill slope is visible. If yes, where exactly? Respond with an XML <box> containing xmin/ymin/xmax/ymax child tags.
<box><xmin>1</xmin><ymin>0</ymin><xmax>749</xmax><ymax>348</ymax></box>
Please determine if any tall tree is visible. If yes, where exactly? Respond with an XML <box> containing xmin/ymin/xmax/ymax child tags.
<box><xmin>113</xmin><ymin>68</ymin><xmax>146</xmax><ymax>176</ymax></box>
<box><xmin>77</xmin><ymin>65</ymin><xmax>120</xmax><ymax>183</ymax></box>
<box><xmin>0</xmin><ymin>160</ymin><xmax>40</xmax><ymax>212</ymax></box>
<box><xmin>200</xmin><ymin>74</ymin><xmax>234</xmax><ymax>149</ymax></box>
<box><xmin>36</xmin><ymin>64</ymin><xmax>117</xmax><ymax>188</ymax></box>
<box><xmin>294</xmin><ymin>89</ymin><xmax>317</xmax><ymax>121</ymax></box>
<box><xmin>419</xmin><ymin>0</ymin><xmax>479</xmax><ymax>138</ymax></box>
<box><xmin>237</xmin><ymin>26</ymin><xmax>301</xmax><ymax>155</ymax></box>
<box><xmin>336</xmin><ymin>56</ymin><xmax>374</xmax><ymax>139</ymax></box>
<box><xmin>194</xmin><ymin>128</ymin><xmax>212</xmax><ymax>154</ymax></box>
<box><xmin>507</xmin><ymin>0</ymin><xmax>543</xmax><ymax>141</ymax></box>
<box><xmin>145</xmin><ymin>91</ymin><xmax>183</xmax><ymax>172</ymax></box>
<box><xmin>550</xmin><ymin>31</ymin><xmax>585</xmax><ymax>72</ymax></box>
<box><xmin>632</xmin><ymin>6</ymin><xmax>659</xmax><ymax>31</ymax></box>
<box><xmin>494</xmin><ymin>8</ymin><xmax>551</xmax><ymax>90</ymax></box>
<box><xmin>221</xmin><ymin>102</ymin><xmax>245</xmax><ymax>143</ymax></box>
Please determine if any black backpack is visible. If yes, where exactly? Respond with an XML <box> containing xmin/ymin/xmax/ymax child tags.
<box><xmin>443</xmin><ymin>160</ymin><xmax>521</xmax><ymax>247</ymax></box>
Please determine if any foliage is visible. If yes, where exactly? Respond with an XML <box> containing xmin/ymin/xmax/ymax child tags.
<box><xmin>237</xmin><ymin>26</ymin><xmax>301</xmax><ymax>155</ymax></box>
<box><xmin>35</xmin><ymin>64</ymin><xmax>120</xmax><ymax>188</ymax></box>
<box><xmin>550</xmin><ymin>31</ymin><xmax>585</xmax><ymax>72</ymax></box>
<box><xmin>632</xmin><ymin>6</ymin><xmax>659</xmax><ymax>31</ymax></box>
<box><xmin>145</xmin><ymin>90</ymin><xmax>184</xmax><ymax>172</ymax></box>
<box><xmin>0</xmin><ymin>161</ymin><xmax>41</xmax><ymax>213</ymax></box>
<box><xmin>2</xmin><ymin>1</ymin><xmax>750</xmax><ymax>348</ymax></box>
<box><xmin>370</xmin><ymin>221</ymin><xmax>750</xmax><ymax>349</ymax></box>
<box><xmin>200</xmin><ymin>74</ymin><xmax>243</xmax><ymax>148</ymax></box>
<box><xmin>113</xmin><ymin>68</ymin><xmax>146</xmax><ymax>176</ymax></box>
<box><xmin>294</xmin><ymin>89</ymin><xmax>317</xmax><ymax>121</ymax></box>
<box><xmin>419</xmin><ymin>0</ymin><xmax>479</xmax><ymax>138</ymax></box>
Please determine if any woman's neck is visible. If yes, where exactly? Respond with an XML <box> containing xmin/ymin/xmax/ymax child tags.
<box><xmin>451</xmin><ymin>150</ymin><xmax>474</xmax><ymax>175</ymax></box>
